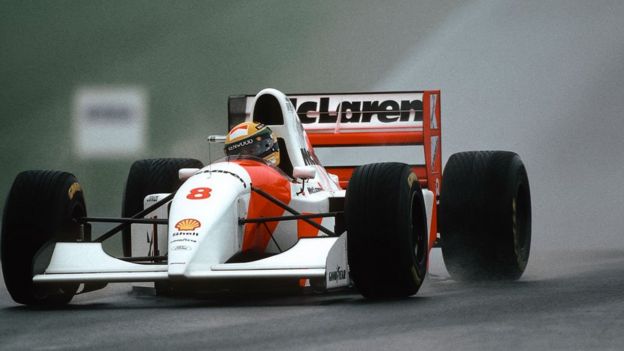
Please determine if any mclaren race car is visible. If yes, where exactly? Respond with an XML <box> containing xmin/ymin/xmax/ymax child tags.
<box><xmin>1</xmin><ymin>88</ymin><xmax>532</xmax><ymax>305</ymax></box>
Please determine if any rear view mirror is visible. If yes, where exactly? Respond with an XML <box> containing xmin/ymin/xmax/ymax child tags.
<box><xmin>179</xmin><ymin>168</ymin><xmax>200</xmax><ymax>181</ymax></box>
<box><xmin>207</xmin><ymin>135</ymin><xmax>226</xmax><ymax>143</ymax></box>
<box><xmin>293</xmin><ymin>166</ymin><xmax>316</xmax><ymax>180</ymax></box>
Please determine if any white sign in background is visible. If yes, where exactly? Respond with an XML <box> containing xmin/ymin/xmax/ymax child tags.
<box><xmin>73</xmin><ymin>87</ymin><xmax>147</xmax><ymax>158</ymax></box>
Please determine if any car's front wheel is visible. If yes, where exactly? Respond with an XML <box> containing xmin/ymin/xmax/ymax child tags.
<box><xmin>1</xmin><ymin>170</ymin><xmax>86</xmax><ymax>305</ymax></box>
<box><xmin>345</xmin><ymin>162</ymin><xmax>428</xmax><ymax>298</ymax></box>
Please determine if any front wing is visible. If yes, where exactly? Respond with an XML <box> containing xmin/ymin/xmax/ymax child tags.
<box><xmin>33</xmin><ymin>234</ymin><xmax>349</xmax><ymax>290</ymax></box>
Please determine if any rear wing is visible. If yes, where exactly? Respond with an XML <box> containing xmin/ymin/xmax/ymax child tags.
<box><xmin>228</xmin><ymin>91</ymin><xmax>441</xmax><ymax>194</ymax></box>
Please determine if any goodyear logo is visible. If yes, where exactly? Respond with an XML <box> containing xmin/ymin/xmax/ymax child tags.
<box><xmin>407</xmin><ymin>173</ymin><xmax>418</xmax><ymax>188</ymax></box>
<box><xmin>175</xmin><ymin>218</ymin><xmax>201</xmax><ymax>231</ymax></box>
<box><xmin>328</xmin><ymin>265</ymin><xmax>347</xmax><ymax>282</ymax></box>
<box><xmin>68</xmin><ymin>182</ymin><xmax>82</xmax><ymax>200</ymax></box>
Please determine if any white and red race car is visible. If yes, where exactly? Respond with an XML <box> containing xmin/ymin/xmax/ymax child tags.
<box><xmin>1</xmin><ymin>88</ymin><xmax>531</xmax><ymax>305</ymax></box>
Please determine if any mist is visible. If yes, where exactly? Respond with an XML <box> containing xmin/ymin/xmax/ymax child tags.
<box><xmin>376</xmin><ymin>1</ymin><xmax>624</xmax><ymax>252</ymax></box>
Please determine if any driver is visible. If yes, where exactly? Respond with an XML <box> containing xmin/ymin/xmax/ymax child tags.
<box><xmin>224</xmin><ymin>121</ymin><xmax>280</xmax><ymax>166</ymax></box>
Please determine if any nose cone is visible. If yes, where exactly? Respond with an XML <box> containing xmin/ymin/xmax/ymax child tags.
<box><xmin>167</xmin><ymin>163</ymin><xmax>251</xmax><ymax>277</ymax></box>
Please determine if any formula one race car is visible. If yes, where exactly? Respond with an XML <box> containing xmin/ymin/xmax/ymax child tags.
<box><xmin>1</xmin><ymin>88</ymin><xmax>532</xmax><ymax>305</ymax></box>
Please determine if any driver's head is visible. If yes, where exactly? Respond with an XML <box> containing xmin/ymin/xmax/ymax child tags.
<box><xmin>224</xmin><ymin>121</ymin><xmax>280</xmax><ymax>166</ymax></box>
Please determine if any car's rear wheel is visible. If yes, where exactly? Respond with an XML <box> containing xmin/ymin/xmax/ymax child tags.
<box><xmin>439</xmin><ymin>151</ymin><xmax>531</xmax><ymax>281</ymax></box>
<box><xmin>1</xmin><ymin>170</ymin><xmax>86</xmax><ymax>305</ymax></box>
<box><xmin>345</xmin><ymin>162</ymin><xmax>428</xmax><ymax>298</ymax></box>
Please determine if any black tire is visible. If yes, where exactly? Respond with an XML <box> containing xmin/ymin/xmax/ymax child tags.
<box><xmin>439</xmin><ymin>151</ymin><xmax>531</xmax><ymax>281</ymax></box>
<box><xmin>345</xmin><ymin>163</ymin><xmax>428</xmax><ymax>298</ymax></box>
<box><xmin>1</xmin><ymin>170</ymin><xmax>86</xmax><ymax>305</ymax></box>
<box><xmin>121</xmin><ymin>158</ymin><xmax>203</xmax><ymax>256</ymax></box>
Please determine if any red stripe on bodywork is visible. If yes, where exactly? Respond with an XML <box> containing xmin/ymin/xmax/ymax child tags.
<box><xmin>308</xmin><ymin>131</ymin><xmax>423</xmax><ymax>146</ymax></box>
<box><xmin>234</xmin><ymin>159</ymin><xmax>292</xmax><ymax>253</ymax></box>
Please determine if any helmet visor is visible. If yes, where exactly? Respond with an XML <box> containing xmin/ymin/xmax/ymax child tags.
<box><xmin>225</xmin><ymin>129</ymin><xmax>276</xmax><ymax>157</ymax></box>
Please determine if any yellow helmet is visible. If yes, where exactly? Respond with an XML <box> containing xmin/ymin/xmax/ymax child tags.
<box><xmin>224</xmin><ymin>121</ymin><xmax>280</xmax><ymax>166</ymax></box>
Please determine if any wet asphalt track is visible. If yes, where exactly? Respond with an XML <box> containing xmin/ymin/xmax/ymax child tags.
<box><xmin>1</xmin><ymin>249</ymin><xmax>623</xmax><ymax>351</ymax></box>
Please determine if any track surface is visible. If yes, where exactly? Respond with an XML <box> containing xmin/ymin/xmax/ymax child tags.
<box><xmin>1</xmin><ymin>249</ymin><xmax>623</xmax><ymax>351</ymax></box>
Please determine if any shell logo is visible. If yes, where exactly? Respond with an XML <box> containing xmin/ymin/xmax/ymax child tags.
<box><xmin>175</xmin><ymin>218</ymin><xmax>201</xmax><ymax>231</ymax></box>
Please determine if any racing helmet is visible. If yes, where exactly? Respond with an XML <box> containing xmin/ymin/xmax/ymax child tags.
<box><xmin>224</xmin><ymin>121</ymin><xmax>280</xmax><ymax>166</ymax></box>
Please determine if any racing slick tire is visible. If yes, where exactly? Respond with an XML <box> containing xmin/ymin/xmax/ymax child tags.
<box><xmin>1</xmin><ymin>170</ymin><xmax>86</xmax><ymax>305</ymax></box>
<box><xmin>345</xmin><ymin>163</ymin><xmax>428</xmax><ymax>298</ymax></box>
<box><xmin>439</xmin><ymin>151</ymin><xmax>531</xmax><ymax>281</ymax></box>
<box><xmin>121</xmin><ymin>158</ymin><xmax>204</xmax><ymax>257</ymax></box>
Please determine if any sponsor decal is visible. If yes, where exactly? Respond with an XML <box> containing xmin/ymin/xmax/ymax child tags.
<box><xmin>328</xmin><ymin>265</ymin><xmax>347</xmax><ymax>282</ymax></box>
<box><xmin>172</xmin><ymin>245</ymin><xmax>192</xmax><ymax>251</ymax></box>
<box><xmin>175</xmin><ymin>218</ymin><xmax>201</xmax><ymax>231</ymax></box>
<box><xmin>430</xmin><ymin>136</ymin><xmax>439</xmax><ymax>169</ymax></box>
<box><xmin>145</xmin><ymin>195</ymin><xmax>160</xmax><ymax>202</ymax></box>
<box><xmin>186</xmin><ymin>187</ymin><xmax>212</xmax><ymax>200</ymax></box>
<box><xmin>226</xmin><ymin>138</ymin><xmax>253</xmax><ymax>152</ymax></box>
<box><xmin>301</xmin><ymin>148</ymin><xmax>319</xmax><ymax>166</ymax></box>
<box><xmin>68</xmin><ymin>182</ymin><xmax>82</xmax><ymax>200</ymax></box>
<box><xmin>289</xmin><ymin>97</ymin><xmax>423</xmax><ymax>125</ymax></box>
<box><xmin>307</xmin><ymin>187</ymin><xmax>323</xmax><ymax>194</ymax></box>
<box><xmin>430</xmin><ymin>94</ymin><xmax>438</xmax><ymax>129</ymax></box>
<box><xmin>171</xmin><ymin>238</ymin><xmax>197</xmax><ymax>243</ymax></box>
<box><xmin>172</xmin><ymin>232</ymin><xmax>199</xmax><ymax>237</ymax></box>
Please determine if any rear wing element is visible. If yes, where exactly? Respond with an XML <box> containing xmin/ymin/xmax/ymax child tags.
<box><xmin>228</xmin><ymin>91</ymin><xmax>441</xmax><ymax>194</ymax></box>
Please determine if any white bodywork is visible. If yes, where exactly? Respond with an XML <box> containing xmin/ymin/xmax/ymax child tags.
<box><xmin>33</xmin><ymin>88</ymin><xmax>434</xmax><ymax>292</ymax></box>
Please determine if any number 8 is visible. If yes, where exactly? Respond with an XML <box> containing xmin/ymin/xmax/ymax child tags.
<box><xmin>187</xmin><ymin>187</ymin><xmax>212</xmax><ymax>200</ymax></box>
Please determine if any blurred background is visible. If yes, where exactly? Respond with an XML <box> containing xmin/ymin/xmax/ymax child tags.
<box><xmin>2</xmin><ymin>0</ymin><xmax>624</xmax><ymax>260</ymax></box>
